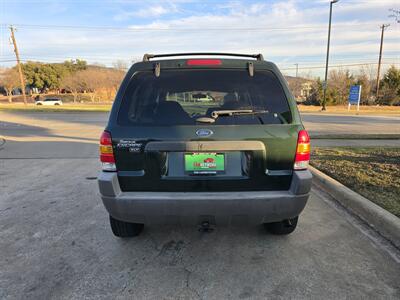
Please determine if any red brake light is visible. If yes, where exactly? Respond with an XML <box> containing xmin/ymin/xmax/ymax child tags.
<box><xmin>100</xmin><ymin>131</ymin><xmax>116</xmax><ymax>170</ymax></box>
<box><xmin>294</xmin><ymin>130</ymin><xmax>310</xmax><ymax>170</ymax></box>
<box><xmin>186</xmin><ymin>59</ymin><xmax>222</xmax><ymax>66</ymax></box>
<box><xmin>100</xmin><ymin>131</ymin><xmax>112</xmax><ymax>145</ymax></box>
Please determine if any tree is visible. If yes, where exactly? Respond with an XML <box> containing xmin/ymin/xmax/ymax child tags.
<box><xmin>112</xmin><ymin>60</ymin><xmax>128</xmax><ymax>71</ymax></box>
<box><xmin>61</xmin><ymin>67</ymin><xmax>124</xmax><ymax>102</ymax></box>
<box><xmin>307</xmin><ymin>72</ymin><xmax>353</xmax><ymax>106</ymax></box>
<box><xmin>328</xmin><ymin>69</ymin><xmax>354</xmax><ymax>105</ymax></box>
<box><xmin>1</xmin><ymin>68</ymin><xmax>20</xmax><ymax>102</ymax></box>
<box><xmin>355</xmin><ymin>73</ymin><xmax>372</xmax><ymax>105</ymax></box>
<box><xmin>62</xmin><ymin>71</ymin><xmax>86</xmax><ymax>103</ymax></box>
<box><xmin>355</xmin><ymin>65</ymin><xmax>376</xmax><ymax>104</ymax></box>
<box><xmin>378</xmin><ymin>65</ymin><xmax>400</xmax><ymax>105</ymax></box>
<box><xmin>22</xmin><ymin>59</ymin><xmax>87</xmax><ymax>92</ymax></box>
<box><xmin>63</xmin><ymin>59</ymin><xmax>87</xmax><ymax>73</ymax></box>
<box><xmin>306</xmin><ymin>78</ymin><xmax>324</xmax><ymax>105</ymax></box>
<box><xmin>77</xmin><ymin>68</ymin><xmax>107</xmax><ymax>102</ymax></box>
<box><xmin>77</xmin><ymin>68</ymin><xmax>124</xmax><ymax>102</ymax></box>
<box><xmin>23</xmin><ymin>62</ymin><xmax>63</xmax><ymax>91</ymax></box>
<box><xmin>103</xmin><ymin>68</ymin><xmax>125</xmax><ymax>100</ymax></box>
<box><xmin>388</xmin><ymin>8</ymin><xmax>400</xmax><ymax>23</ymax></box>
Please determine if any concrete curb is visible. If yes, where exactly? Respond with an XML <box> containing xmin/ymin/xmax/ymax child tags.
<box><xmin>309</xmin><ymin>165</ymin><xmax>400</xmax><ymax>249</ymax></box>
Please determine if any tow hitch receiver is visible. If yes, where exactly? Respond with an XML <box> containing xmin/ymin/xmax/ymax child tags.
<box><xmin>198</xmin><ymin>221</ymin><xmax>214</xmax><ymax>233</ymax></box>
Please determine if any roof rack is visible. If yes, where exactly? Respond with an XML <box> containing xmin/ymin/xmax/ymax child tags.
<box><xmin>142</xmin><ymin>52</ymin><xmax>264</xmax><ymax>62</ymax></box>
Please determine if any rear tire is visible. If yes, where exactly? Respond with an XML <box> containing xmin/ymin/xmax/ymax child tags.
<box><xmin>109</xmin><ymin>215</ymin><xmax>144</xmax><ymax>237</ymax></box>
<box><xmin>264</xmin><ymin>216</ymin><xmax>298</xmax><ymax>235</ymax></box>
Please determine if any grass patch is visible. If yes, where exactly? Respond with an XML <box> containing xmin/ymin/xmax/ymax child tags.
<box><xmin>311</xmin><ymin>147</ymin><xmax>400</xmax><ymax>218</ymax></box>
<box><xmin>299</xmin><ymin>105</ymin><xmax>400</xmax><ymax>116</ymax></box>
<box><xmin>311</xmin><ymin>134</ymin><xmax>400</xmax><ymax>140</ymax></box>
<box><xmin>0</xmin><ymin>103</ymin><xmax>112</xmax><ymax>112</ymax></box>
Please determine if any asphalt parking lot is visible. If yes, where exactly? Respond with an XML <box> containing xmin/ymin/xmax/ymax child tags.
<box><xmin>1</xmin><ymin>111</ymin><xmax>400</xmax><ymax>299</ymax></box>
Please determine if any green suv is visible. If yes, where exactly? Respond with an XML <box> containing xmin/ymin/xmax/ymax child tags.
<box><xmin>98</xmin><ymin>53</ymin><xmax>312</xmax><ymax>237</ymax></box>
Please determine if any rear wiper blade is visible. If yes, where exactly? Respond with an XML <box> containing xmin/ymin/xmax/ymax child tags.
<box><xmin>196</xmin><ymin>109</ymin><xmax>286</xmax><ymax>124</ymax></box>
<box><xmin>210</xmin><ymin>109</ymin><xmax>268</xmax><ymax>119</ymax></box>
<box><xmin>195</xmin><ymin>109</ymin><xmax>269</xmax><ymax>124</ymax></box>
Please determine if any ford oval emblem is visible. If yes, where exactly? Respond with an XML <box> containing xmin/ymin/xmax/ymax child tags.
<box><xmin>196</xmin><ymin>129</ymin><xmax>213</xmax><ymax>137</ymax></box>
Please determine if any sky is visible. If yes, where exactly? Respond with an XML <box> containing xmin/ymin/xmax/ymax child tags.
<box><xmin>0</xmin><ymin>0</ymin><xmax>399</xmax><ymax>77</ymax></box>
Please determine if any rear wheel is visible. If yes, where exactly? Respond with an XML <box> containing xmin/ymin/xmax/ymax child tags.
<box><xmin>109</xmin><ymin>215</ymin><xmax>144</xmax><ymax>237</ymax></box>
<box><xmin>264</xmin><ymin>216</ymin><xmax>298</xmax><ymax>235</ymax></box>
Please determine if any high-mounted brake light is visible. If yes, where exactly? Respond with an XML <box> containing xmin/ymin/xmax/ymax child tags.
<box><xmin>186</xmin><ymin>59</ymin><xmax>222</xmax><ymax>66</ymax></box>
<box><xmin>294</xmin><ymin>130</ymin><xmax>310</xmax><ymax>170</ymax></box>
<box><xmin>100</xmin><ymin>131</ymin><xmax>116</xmax><ymax>171</ymax></box>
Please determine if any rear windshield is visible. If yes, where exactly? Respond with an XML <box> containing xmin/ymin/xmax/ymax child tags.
<box><xmin>118</xmin><ymin>69</ymin><xmax>291</xmax><ymax>126</ymax></box>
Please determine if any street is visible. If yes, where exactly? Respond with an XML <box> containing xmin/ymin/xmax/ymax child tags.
<box><xmin>0</xmin><ymin>111</ymin><xmax>400</xmax><ymax>298</ymax></box>
<box><xmin>0</xmin><ymin>111</ymin><xmax>399</xmax><ymax>160</ymax></box>
<box><xmin>302</xmin><ymin>113</ymin><xmax>400</xmax><ymax>136</ymax></box>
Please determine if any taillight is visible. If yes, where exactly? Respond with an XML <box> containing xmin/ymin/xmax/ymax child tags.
<box><xmin>186</xmin><ymin>59</ymin><xmax>222</xmax><ymax>66</ymax></box>
<box><xmin>100</xmin><ymin>131</ymin><xmax>116</xmax><ymax>171</ymax></box>
<box><xmin>294</xmin><ymin>130</ymin><xmax>310</xmax><ymax>170</ymax></box>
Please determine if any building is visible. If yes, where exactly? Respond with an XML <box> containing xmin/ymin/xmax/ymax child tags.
<box><xmin>285</xmin><ymin>76</ymin><xmax>314</xmax><ymax>103</ymax></box>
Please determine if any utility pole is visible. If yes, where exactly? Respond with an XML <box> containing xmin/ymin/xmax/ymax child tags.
<box><xmin>294</xmin><ymin>63</ymin><xmax>299</xmax><ymax>77</ymax></box>
<box><xmin>9</xmin><ymin>25</ymin><xmax>27</xmax><ymax>105</ymax></box>
<box><xmin>322</xmin><ymin>0</ymin><xmax>339</xmax><ymax>111</ymax></box>
<box><xmin>376</xmin><ymin>24</ymin><xmax>390</xmax><ymax>100</ymax></box>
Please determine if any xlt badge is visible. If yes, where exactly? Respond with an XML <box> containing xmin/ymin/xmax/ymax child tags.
<box><xmin>116</xmin><ymin>139</ymin><xmax>142</xmax><ymax>153</ymax></box>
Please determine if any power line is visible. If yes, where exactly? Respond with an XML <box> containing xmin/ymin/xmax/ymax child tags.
<box><xmin>3</xmin><ymin>53</ymin><xmax>397</xmax><ymax>62</ymax></box>
<box><xmin>279</xmin><ymin>62</ymin><xmax>398</xmax><ymax>71</ymax></box>
<box><xmin>279</xmin><ymin>58</ymin><xmax>400</xmax><ymax>66</ymax></box>
<box><xmin>0</xmin><ymin>22</ymin><xmax>384</xmax><ymax>32</ymax></box>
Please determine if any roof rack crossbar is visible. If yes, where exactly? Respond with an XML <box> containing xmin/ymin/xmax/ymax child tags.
<box><xmin>142</xmin><ymin>53</ymin><xmax>264</xmax><ymax>62</ymax></box>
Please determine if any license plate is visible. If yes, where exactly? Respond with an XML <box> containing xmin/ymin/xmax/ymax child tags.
<box><xmin>184</xmin><ymin>153</ymin><xmax>225</xmax><ymax>174</ymax></box>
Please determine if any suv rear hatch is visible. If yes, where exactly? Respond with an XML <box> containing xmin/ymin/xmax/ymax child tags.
<box><xmin>108</xmin><ymin>61</ymin><xmax>303</xmax><ymax>192</ymax></box>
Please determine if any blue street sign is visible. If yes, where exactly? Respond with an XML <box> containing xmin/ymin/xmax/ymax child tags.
<box><xmin>348</xmin><ymin>85</ymin><xmax>361</xmax><ymax>105</ymax></box>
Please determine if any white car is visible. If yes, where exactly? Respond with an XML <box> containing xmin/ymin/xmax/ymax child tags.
<box><xmin>194</xmin><ymin>94</ymin><xmax>214</xmax><ymax>102</ymax></box>
<box><xmin>35</xmin><ymin>98</ymin><xmax>63</xmax><ymax>106</ymax></box>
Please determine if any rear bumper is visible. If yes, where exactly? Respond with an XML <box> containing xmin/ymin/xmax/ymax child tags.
<box><xmin>98</xmin><ymin>170</ymin><xmax>312</xmax><ymax>225</ymax></box>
